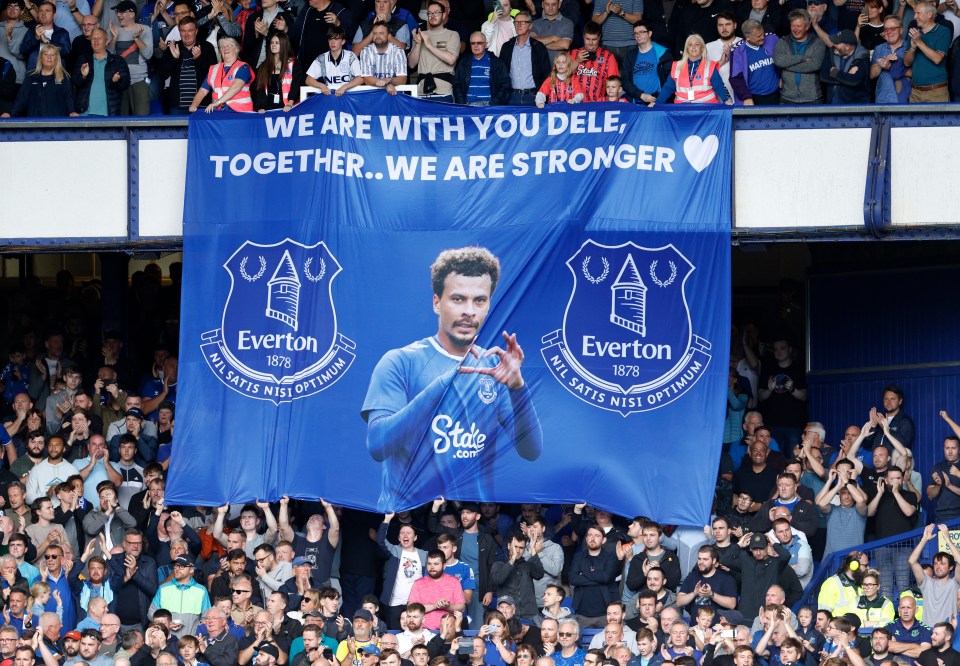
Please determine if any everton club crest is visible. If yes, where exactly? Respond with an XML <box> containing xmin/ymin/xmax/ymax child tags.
<box><xmin>541</xmin><ymin>240</ymin><xmax>711</xmax><ymax>416</ymax></box>
<box><xmin>200</xmin><ymin>239</ymin><xmax>356</xmax><ymax>404</ymax></box>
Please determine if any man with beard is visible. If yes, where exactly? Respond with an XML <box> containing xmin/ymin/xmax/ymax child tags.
<box><xmin>408</xmin><ymin>551</ymin><xmax>466</xmax><ymax>631</ymax></box>
<box><xmin>916</xmin><ymin>623</ymin><xmax>960</xmax><ymax>666</ymax></box>
<box><xmin>675</xmin><ymin>546</ymin><xmax>738</xmax><ymax>618</ymax></box>
<box><xmin>909</xmin><ymin>524</ymin><xmax>960</xmax><ymax>626</ymax></box>
<box><xmin>704</xmin><ymin>12</ymin><xmax>741</xmax><ymax>99</ymax></box>
<box><xmin>359</xmin><ymin>20</ymin><xmax>407</xmax><ymax>93</ymax></box>
<box><xmin>11</xmin><ymin>430</ymin><xmax>48</xmax><ymax>479</ymax></box>
<box><xmin>428</xmin><ymin>500</ymin><xmax>497</xmax><ymax>630</ymax></box>
<box><xmin>397</xmin><ymin>604</ymin><xmax>434</xmax><ymax>658</ymax></box>
<box><xmin>25</xmin><ymin>436</ymin><xmax>80</xmax><ymax>504</ymax></box>
<box><xmin>569</xmin><ymin>526</ymin><xmax>618</xmax><ymax>628</ymax></box>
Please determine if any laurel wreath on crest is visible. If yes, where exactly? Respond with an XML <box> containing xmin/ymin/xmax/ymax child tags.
<box><xmin>582</xmin><ymin>256</ymin><xmax>610</xmax><ymax>284</ymax></box>
<box><xmin>239</xmin><ymin>256</ymin><xmax>267</xmax><ymax>282</ymax></box>
<box><xmin>304</xmin><ymin>258</ymin><xmax>326</xmax><ymax>282</ymax></box>
<box><xmin>650</xmin><ymin>260</ymin><xmax>677</xmax><ymax>288</ymax></box>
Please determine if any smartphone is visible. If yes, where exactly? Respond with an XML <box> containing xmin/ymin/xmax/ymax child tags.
<box><xmin>323</xmin><ymin>649</ymin><xmax>334</xmax><ymax>660</ymax></box>
<box><xmin>458</xmin><ymin>643</ymin><xmax>474</xmax><ymax>656</ymax></box>
<box><xmin>720</xmin><ymin>630</ymin><xmax>737</xmax><ymax>638</ymax></box>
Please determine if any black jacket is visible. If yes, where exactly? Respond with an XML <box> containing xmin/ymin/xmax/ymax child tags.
<box><xmin>625</xmin><ymin>547</ymin><xmax>683</xmax><ymax>591</ymax></box>
<box><xmin>72</xmin><ymin>52</ymin><xmax>131</xmax><ymax>115</ymax></box>
<box><xmin>9</xmin><ymin>72</ymin><xmax>75</xmax><ymax>117</ymax></box>
<box><xmin>499</xmin><ymin>36</ymin><xmax>551</xmax><ymax>90</ymax></box>
<box><xmin>291</xmin><ymin>2</ymin><xmax>352</xmax><ymax>67</ymax></box>
<box><xmin>157</xmin><ymin>40</ymin><xmax>218</xmax><ymax>110</ymax></box>
<box><xmin>428</xmin><ymin>510</ymin><xmax>498</xmax><ymax>599</ymax></box>
<box><xmin>724</xmin><ymin>543</ymin><xmax>791</xmax><ymax>620</ymax></box>
<box><xmin>821</xmin><ymin>44</ymin><xmax>872</xmax><ymax>104</ymax></box>
<box><xmin>453</xmin><ymin>51</ymin><xmax>511</xmax><ymax>104</ymax></box>
<box><xmin>621</xmin><ymin>43</ymin><xmax>672</xmax><ymax>102</ymax></box>
<box><xmin>241</xmin><ymin>7</ymin><xmax>296</xmax><ymax>67</ymax></box>
<box><xmin>734</xmin><ymin>2</ymin><xmax>782</xmax><ymax>36</ymax></box>
<box><xmin>568</xmin><ymin>549</ymin><xmax>618</xmax><ymax>617</ymax></box>
<box><xmin>749</xmin><ymin>497</ymin><xmax>819</xmax><ymax>539</ymax></box>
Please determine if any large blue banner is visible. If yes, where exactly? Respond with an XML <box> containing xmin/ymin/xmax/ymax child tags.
<box><xmin>167</xmin><ymin>93</ymin><xmax>731</xmax><ymax>525</ymax></box>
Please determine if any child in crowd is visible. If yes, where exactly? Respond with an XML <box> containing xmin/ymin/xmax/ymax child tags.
<box><xmin>29</xmin><ymin>582</ymin><xmax>62</xmax><ymax>621</ymax></box>
<box><xmin>795</xmin><ymin>606</ymin><xmax>825</xmax><ymax>659</ymax></box>
<box><xmin>605</xmin><ymin>76</ymin><xmax>629</xmax><ymax>103</ymax></box>
<box><xmin>692</xmin><ymin>606</ymin><xmax>717</xmax><ymax>650</ymax></box>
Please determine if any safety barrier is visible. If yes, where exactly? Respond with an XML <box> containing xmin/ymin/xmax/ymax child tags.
<box><xmin>1</xmin><ymin>104</ymin><xmax>960</xmax><ymax>250</ymax></box>
<box><xmin>802</xmin><ymin>517</ymin><xmax>960</xmax><ymax>611</ymax></box>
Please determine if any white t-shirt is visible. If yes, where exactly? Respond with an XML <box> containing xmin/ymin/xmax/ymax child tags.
<box><xmin>389</xmin><ymin>551</ymin><xmax>422</xmax><ymax>605</ymax></box>
<box><xmin>705</xmin><ymin>37</ymin><xmax>742</xmax><ymax>104</ymax></box>
<box><xmin>306</xmin><ymin>51</ymin><xmax>361</xmax><ymax>89</ymax></box>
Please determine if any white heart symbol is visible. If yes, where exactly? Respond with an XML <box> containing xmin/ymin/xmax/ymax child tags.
<box><xmin>683</xmin><ymin>135</ymin><xmax>720</xmax><ymax>173</ymax></box>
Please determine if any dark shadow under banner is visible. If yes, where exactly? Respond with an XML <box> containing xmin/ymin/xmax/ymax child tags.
<box><xmin>168</xmin><ymin>93</ymin><xmax>732</xmax><ymax>526</ymax></box>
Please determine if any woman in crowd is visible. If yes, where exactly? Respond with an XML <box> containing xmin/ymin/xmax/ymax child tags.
<box><xmin>189</xmin><ymin>36</ymin><xmax>255</xmax><ymax>112</ymax></box>
<box><xmin>252</xmin><ymin>31</ymin><xmax>299</xmax><ymax>112</ymax></box>
<box><xmin>853</xmin><ymin>569</ymin><xmax>895</xmax><ymax>628</ymax></box>
<box><xmin>480</xmin><ymin>0</ymin><xmax>518</xmax><ymax>57</ymax></box>
<box><xmin>535</xmin><ymin>52</ymin><xmax>583</xmax><ymax>108</ymax></box>
<box><xmin>2</xmin><ymin>44</ymin><xmax>77</xmax><ymax>117</ymax></box>
<box><xmin>651</xmin><ymin>34</ymin><xmax>731</xmax><ymax>105</ymax></box>
<box><xmin>856</xmin><ymin>0</ymin><xmax>888</xmax><ymax>50</ymax></box>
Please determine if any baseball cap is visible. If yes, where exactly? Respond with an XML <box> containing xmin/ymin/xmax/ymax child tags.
<box><xmin>103</xmin><ymin>330</ymin><xmax>123</xmax><ymax>341</ymax></box>
<box><xmin>353</xmin><ymin>609</ymin><xmax>374</xmax><ymax>622</ymax></box>
<box><xmin>125</xmin><ymin>407</ymin><xmax>145</xmax><ymax>419</ymax></box>
<box><xmin>172</xmin><ymin>555</ymin><xmax>195</xmax><ymax>567</ymax></box>
<box><xmin>65</xmin><ymin>631</ymin><xmax>82</xmax><ymax>641</ymax></box>
<box><xmin>833</xmin><ymin>29</ymin><xmax>857</xmax><ymax>46</ymax></box>
<box><xmin>718</xmin><ymin>609</ymin><xmax>745</xmax><ymax>625</ymax></box>
<box><xmin>113</xmin><ymin>0</ymin><xmax>136</xmax><ymax>11</ymax></box>
<box><xmin>258</xmin><ymin>644</ymin><xmax>281</xmax><ymax>660</ymax></box>
<box><xmin>749</xmin><ymin>533</ymin><xmax>768</xmax><ymax>550</ymax></box>
<box><xmin>460</xmin><ymin>502</ymin><xmax>481</xmax><ymax>513</ymax></box>
<box><xmin>361</xmin><ymin>645</ymin><xmax>381</xmax><ymax>656</ymax></box>
<box><xmin>292</xmin><ymin>556</ymin><xmax>311</xmax><ymax>567</ymax></box>
<box><xmin>496</xmin><ymin>596</ymin><xmax>517</xmax><ymax>609</ymax></box>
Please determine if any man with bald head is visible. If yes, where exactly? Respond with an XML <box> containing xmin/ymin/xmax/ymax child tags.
<box><xmin>453</xmin><ymin>31</ymin><xmax>511</xmax><ymax>105</ymax></box>
<box><xmin>100</xmin><ymin>613</ymin><xmax>122</xmax><ymax>655</ymax></box>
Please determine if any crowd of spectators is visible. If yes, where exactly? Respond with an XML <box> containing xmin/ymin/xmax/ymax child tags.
<box><xmin>2</xmin><ymin>263</ymin><xmax>960</xmax><ymax>666</ymax></box>
<box><xmin>1</xmin><ymin>0</ymin><xmax>959</xmax><ymax>115</ymax></box>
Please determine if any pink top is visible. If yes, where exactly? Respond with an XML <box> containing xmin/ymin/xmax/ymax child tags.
<box><xmin>407</xmin><ymin>573</ymin><xmax>467</xmax><ymax>630</ymax></box>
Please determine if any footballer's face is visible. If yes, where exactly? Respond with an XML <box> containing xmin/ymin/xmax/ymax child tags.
<box><xmin>434</xmin><ymin>272</ymin><xmax>492</xmax><ymax>354</ymax></box>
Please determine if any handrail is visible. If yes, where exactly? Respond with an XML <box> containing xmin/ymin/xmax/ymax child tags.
<box><xmin>802</xmin><ymin>517</ymin><xmax>960</xmax><ymax>610</ymax></box>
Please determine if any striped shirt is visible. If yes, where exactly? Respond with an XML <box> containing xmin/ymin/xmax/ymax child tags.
<box><xmin>360</xmin><ymin>42</ymin><xmax>407</xmax><ymax>80</ymax></box>
<box><xmin>570</xmin><ymin>47</ymin><xmax>619</xmax><ymax>101</ymax></box>
<box><xmin>593</xmin><ymin>0</ymin><xmax>644</xmax><ymax>47</ymax></box>
<box><xmin>467</xmin><ymin>53</ymin><xmax>492</xmax><ymax>102</ymax></box>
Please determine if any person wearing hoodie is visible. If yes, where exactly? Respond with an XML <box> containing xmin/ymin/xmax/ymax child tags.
<box><xmin>820</xmin><ymin>28</ymin><xmax>871</xmax><ymax>103</ymax></box>
<box><xmin>532</xmin><ymin>584</ymin><xmax>572</xmax><ymax>628</ymax></box>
